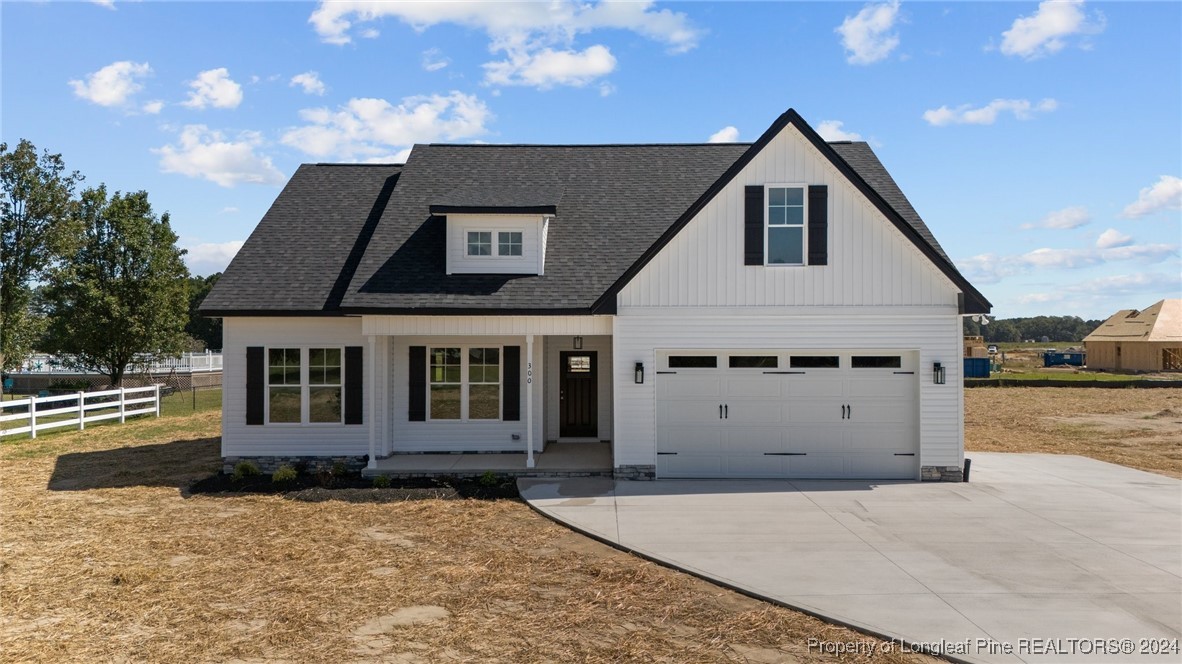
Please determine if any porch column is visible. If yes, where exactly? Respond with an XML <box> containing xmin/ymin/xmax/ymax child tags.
<box><xmin>526</xmin><ymin>334</ymin><xmax>535</xmax><ymax>468</ymax></box>
<box><xmin>367</xmin><ymin>334</ymin><xmax>376</xmax><ymax>470</ymax></box>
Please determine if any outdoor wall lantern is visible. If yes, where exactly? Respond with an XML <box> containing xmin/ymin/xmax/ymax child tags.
<box><xmin>933</xmin><ymin>362</ymin><xmax>946</xmax><ymax>385</ymax></box>
<box><xmin>573</xmin><ymin>336</ymin><xmax>583</xmax><ymax>349</ymax></box>
<box><xmin>634</xmin><ymin>362</ymin><xmax>645</xmax><ymax>384</ymax></box>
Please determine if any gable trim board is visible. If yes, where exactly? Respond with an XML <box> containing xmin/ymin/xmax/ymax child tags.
<box><xmin>590</xmin><ymin>109</ymin><xmax>988</xmax><ymax>315</ymax></box>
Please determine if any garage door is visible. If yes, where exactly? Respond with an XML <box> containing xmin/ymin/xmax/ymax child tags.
<box><xmin>655</xmin><ymin>350</ymin><xmax>918</xmax><ymax>479</ymax></box>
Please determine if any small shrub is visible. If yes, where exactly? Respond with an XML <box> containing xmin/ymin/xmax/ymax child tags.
<box><xmin>330</xmin><ymin>460</ymin><xmax>349</xmax><ymax>477</ymax></box>
<box><xmin>478</xmin><ymin>470</ymin><xmax>500</xmax><ymax>487</ymax></box>
<box><xmin>372</xmin><ymin>474</ymin><xmax>392</xmax><ymax>488</ymax></box>
<box><xmin>232</xmin><ymin>461</ymin><xmax>261</xmax><ymax>481</ymax></box>
<box><xmin>272</xmin><ymin>464</ymin><xmax>298</xmax><ymax>485</ymax></box>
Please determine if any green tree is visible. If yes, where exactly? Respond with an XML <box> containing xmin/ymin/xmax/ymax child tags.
<box><xmin>41</xmin><ymin>187</ymin><xmax>190</xmax><ymax>386</ymax></box>
<box><xmin>186</xmin><ymin>272</ymin><xmax>222</xmax><ymax>350</ymax></box>
<box><xmin>0</xmin><ymin>140</ymin><xmax>82</xmax><ymax>373</ymax></box>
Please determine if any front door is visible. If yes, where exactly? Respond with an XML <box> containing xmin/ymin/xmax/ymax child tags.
<box><xmin>560</xmin><ymin>351</ymin><xmax>597</xmax><ymax>438</ymax></box>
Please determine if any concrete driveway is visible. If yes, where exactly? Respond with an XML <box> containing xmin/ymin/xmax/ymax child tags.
<box><xmin>519</xmin><ymin>453</ymin><xmax>1181</xmax><ymax>663</ymax></box>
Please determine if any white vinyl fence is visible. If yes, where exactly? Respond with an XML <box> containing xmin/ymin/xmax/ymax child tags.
<box><xmin>0</xmin><ymin>385</ymin><xmax>160</xmax><ymax>439</ymax></box>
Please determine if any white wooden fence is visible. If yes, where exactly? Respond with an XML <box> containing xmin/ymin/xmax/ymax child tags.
<box><xmin>0</xmin><ymin>385</ymin><xmax>160</xmax><ymax>439</ymax></box>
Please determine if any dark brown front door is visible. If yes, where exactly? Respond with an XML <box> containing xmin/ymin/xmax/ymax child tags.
<box><xmin>560</xmin><ymin>351</ymin><xmax>597</xmax><ymax>437</ymax></box>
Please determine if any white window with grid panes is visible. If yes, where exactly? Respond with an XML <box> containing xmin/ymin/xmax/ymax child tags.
<box><xmin>428</xmin><ymin>346</ymin><xmax>501</xmax><ymax>421</ymax></box>
<box><xmin>266</xmin><ymin>347</ymin><xmax>344</xmax><ymax>424</ymax></box>
<box><xmin>765</xmin><ymin>184</ymin><xmax>807</xmax><ymax>265</ymax></box>
<box><xmin>466</xmin><ymin>229</ymin><xmax>524</xmax><ymax>258</ymax></box>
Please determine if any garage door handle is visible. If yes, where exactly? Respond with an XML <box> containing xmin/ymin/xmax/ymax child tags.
<box><xmin>894</xmin><ymin>453</ymin><xmax>915</xmax><ymax>457</ymax></box>
<box><xmin>656</xmin><ymin>371</ymin><xmax>677</xmax><ymax>374</ymax></box>
<box><xmin>719</xmin><ymin>404</ymin><xmax>723</xmax><ymax>419</ymax></box>
<box><xmin>764</xmin><ymin>452</ymin><xmax>806</xmax><ymax>456</ymax></box>
<box><xmin>763</xmin><ymin>371</ymin><xmax>805</xmax><ymax>374</ymax></box>
<box><xmin>848</xmin><ymin>405</ymin><xmax>852</xmax><ymax>419</ymax></box>
<box><xmin>893</xmin><ymin>371</ymin><xmax>914</xmax><ymax>375</ymax></box>
<box><xmin>841</xmin><ymin>404</ymin><xmax>847</xmax><ymax>419</ymax></box>
<box><xmin>724</xmin><ymin>404</ymin><xmax>728</xmax><ymax>419</ymax></box>
<box><xmin>657</xmin><ymin>452</ymin><xmax>678</xmax><ymax>456</ymax></box>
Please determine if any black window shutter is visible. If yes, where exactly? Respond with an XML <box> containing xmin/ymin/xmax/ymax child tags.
<box><xmin>502</xmin><ymin>346</ymin><xmax>521</xmax><ymax>421</ymax></box>
<box><xmin>744</xmin><ymin>185</ymin><xmax>764</xmax><ymax>265</ymax></box>
<box><xmin>808</xmin><ymin>185</ymin><xmax>828</xmax><ymax>266</ymax></box>
<box><xmin>246</xmin><ymin>346</ymin><xmax>264</xmax><ymax>425</ymax></box>
<box><xmin>344</xmin><ymin>346</ymin><xmax>363</xmax><ymax>425</ymax></box>
<box><xmin>408</xmin><ymin>346</ymin><xmax>426</xmax><ymax>422</ymax></box>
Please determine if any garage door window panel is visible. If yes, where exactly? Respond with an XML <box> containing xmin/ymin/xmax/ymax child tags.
<box><xmin>790</xmin><ymin>356</ymin><xmax>840</xmax><ymax>369</ymax></box>
<box><xmin>729</xmin><ymin>355</ymin><xmax>778</xmax><ymax>369</ymax></box>
<box><xmin>852</xmin><ymin>356</ymin><xmax>902</xmax><ymax>369</ymax></box>
<box><xmin>668</xmin><ymin>356</ymin><xmax>718</xmax><ymax>369</ymax></box>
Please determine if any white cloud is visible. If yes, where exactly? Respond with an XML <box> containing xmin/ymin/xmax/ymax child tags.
<box><xmin>69</xmin><ymin>61</ymin><xmax>152</xmax><ymax>108</ymax></box>
<box><xmin>1000</xmin><ymin>0</ymin><xmax>1105</xmax><ymax>60</ymax></box>
<box><xmin>1095</xmin><ymin>228</ymin><xmax>1132</xmax><ymax>249</ymax></box>
<box><xmin>89</xmin><ymin>0</ymin><xmax>116</xmax><ymax>10</ymax></box>
<box><xmin>280</xmin><ymin>92</ymin><xmax>492</xmax><ymax>161</ymax></box>
<box><xmin>923</xmin><ymin>98</ymin><xmax>1057</xmax><ymax>126</ymax></box>
<box><xmin>1020</xmin><ymin>272</ymin><xmax>1182</xmax><ymax>305</ymax></box>
<box><xmin>183</xmin><ymin>240</ymin><xmax>244</xmax><ymax>275</ymax></box>
<box><xmin>957</xmin><ymin>241</ymin><xmax>1177</xmax><ymax>284</ymax></box>
<box><xmin>816</xmin><ymin>120</ymin><xmax>862</xmax><ymax>142</ymax></box>
<box><xmin>598</xmin><ymin>81</ymin><xmax>616</xmax><ymax>97</ymax></box>
<box><xmin>835</xmin><ymin>1</ymin><xmax>901</xmax><ymax>65</ymax></box>
<box><xmin>1020</xmin><ymin>205</ymin><xmax>1090</xmax><ymax>230</ymax></box>
<box><xmin>308</xmin><ymin>1</ymin><xmax>699</xmax><ymax>90</ymax></box>
<box><xmin>155</xmin><ymin>125</ymin><xmax>285</xmax><ymax>187</ymax></box>
<box><xmin>290</xmin><ymin>71</ymin><xmax>326</xmax><ymax>96</ymax></box>
<box><xmin>220</xmin><ymin>206</ymin><xmax>239</xmax><ymax>214</ymax></box>
<box><xmin>182</xmin><ymin>68</ymin><xmax>244</xmax><ymax>110</ymax></box>
<box><xmin>707</xmin><ymin>126</ymin><xmax>739</xmax><ymax>143</ymax></box>
<box><xmin>484</xmin><ymin>45</ymin><xmax>617</xmax><ymax>89</ymax></box>
<box><xmin>1121</xmin><ymin>175</ymin><xmax>1182</xmax><ymax>219</ymax></box>
<box><xmin>422</xmin><ymin>48</ymin><xmax>450</xmax><ymax>72</ymax></box>
<box><xmin>142</xmin><ymin>100</ymin><xmax>164</xmax><ymax>115</ymax></box>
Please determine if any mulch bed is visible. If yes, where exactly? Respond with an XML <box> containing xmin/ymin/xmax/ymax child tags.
<box><xmin>187</xmin><ymin>471</ymin><xmax>521</xmax><ymax>501</ymax></box>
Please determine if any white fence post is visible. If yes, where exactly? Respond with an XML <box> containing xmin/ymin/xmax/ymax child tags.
<box><xmin>78</xmin><ymin>391</ymin><xmax>86</xmax><ymax>430</ymax></box>
<box><xmin>29</xmin><ymin>397</ymin><xmax>37</xmax><ymax>439</ymax></box>
<box><xmin>154</xmin><ymin>384</ymin><xmax>161</xmax><ymax>417</ymax></box>
<box><xmin>119</xmin><ymin>387</ymin><xmax>126</xmax><ymax>423</ymax></box>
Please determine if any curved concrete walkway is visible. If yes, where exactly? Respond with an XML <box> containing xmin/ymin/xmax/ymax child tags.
<box><xmin>519</xmin><ymin>453</ymin><xmax>1181</xmax><ymax>663</ymax></box>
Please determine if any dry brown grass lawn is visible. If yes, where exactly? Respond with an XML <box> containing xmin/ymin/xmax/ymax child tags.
<box><xmin>1</xmin><ymin>413</ymin><xmax>935</xmax><ymax>663</ymax></box>
<box><xmin>965</xmin><ymin>387</ymin><xmax>1182</xmax><ymax>478</ymax></box>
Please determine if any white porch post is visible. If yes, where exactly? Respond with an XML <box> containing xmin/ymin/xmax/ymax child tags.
<box><xmin>526</xmin><ymin>334</ymin><xmax>535</xmax><ymax>468</ymax></box>
<box><xmin>367</xmin><ymin>334</ymin><xmax>377</xmax><ymax>470</ymax></box>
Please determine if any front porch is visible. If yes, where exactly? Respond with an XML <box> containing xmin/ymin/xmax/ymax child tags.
<box><xmin>362</xmin><ymin>442</ymin><xmax>612</xmax><ymax>478</ymax></box>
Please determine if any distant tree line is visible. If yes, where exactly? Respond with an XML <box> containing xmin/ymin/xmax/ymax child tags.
<box><xmin>1</xmin><ymin>139</ymin><xmax>221</xmax><ymax>389</ymax></box>
<box><xmin>963</xmin><ymin>315</ymin><xmax>1104</xmax><ymax>343</ymax></box>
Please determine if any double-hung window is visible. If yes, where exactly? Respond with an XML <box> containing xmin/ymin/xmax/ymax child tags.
<box><xmin>429</xmin><ymin>346</ymin><xmax>501</xmax><ymax>420</ymax></box>
<box><xmin>766</xmin><ymin>185</ymin><xmax>806</xmax><ymax>265</ymax></box>
<box><xmin>466</xmin><ymin>230</ymin><xmax>523</xmax><ymax>258</ymax></box>
<box><xmin>266</xmin><ymin>347</ymin><xmax>344</xmax><ymax>424</ymax></box>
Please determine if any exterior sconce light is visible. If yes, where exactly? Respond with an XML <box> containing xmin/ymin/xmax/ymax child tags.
<box><xmin>634</xmin><ymin>362</ymin><xmax>645</xmax><ymax>384</ymax></box>
<box><xmin>933</xmin><ymin>362</ymin><xmax>946</xmax><ymax>385</ymax></box>
<box><xmin>573</xmin><ymin>336</ymin><xmax>583</xmax><ymax>350</ymax></box>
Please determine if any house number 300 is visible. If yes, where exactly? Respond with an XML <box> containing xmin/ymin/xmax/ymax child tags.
<box><xmin>526</xmin><ymin>362</ymin><xmax>533</xmax><ymax>384</ymax></box>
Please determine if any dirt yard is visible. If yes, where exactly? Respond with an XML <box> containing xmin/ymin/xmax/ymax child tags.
<box><xmin>1</xmin><ymin>413</ymin><xmax>934</xmax><ymax>663</ymax></box>
<box><xmin>966</xmin><ymin>387</ymin><xmax>1182</xmax><ymax>478</ymax></box>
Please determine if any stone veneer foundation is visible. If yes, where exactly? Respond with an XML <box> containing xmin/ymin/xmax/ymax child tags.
<box><xmin>921</xmin><ymin>465</ymin><xmax>964</xmax><ymax>482</ymax></box>
<box><xmin>613</xmin><ymin>464</ymin><xmax>656</xmax><ymax>480</ymax></box>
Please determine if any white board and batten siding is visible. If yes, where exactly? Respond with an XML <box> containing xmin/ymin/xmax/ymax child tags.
<box><xmin>386</xmin><ymin>335</ymin><xmax>544</xmax><ymax>454</ymax></box>
<box><xmin>445</xmin><ymin>214</ymin><xmax>547</xmax><ymax>275</ymax></box>
<box><xmin>612</xmin><ymin>122</ymin><xmax>967</xmax><ymax>476</ymax></box>
<box><xmin>222</xmin><ymin>317</ymin><xmax>373</xmax><ymax>457</ymax></box>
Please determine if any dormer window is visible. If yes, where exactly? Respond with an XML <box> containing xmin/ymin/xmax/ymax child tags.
<box><xmin>466</xmin><ymin>230</ymin><xmax>524</xmax><ymax>258</ymax></box>
<box><xmin>433</xmin><ymin>184</ymin><xmax>562</xmax><ymax>276</ymax></box>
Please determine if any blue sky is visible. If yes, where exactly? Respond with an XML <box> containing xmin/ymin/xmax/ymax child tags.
<box><xmin>3</xmin><ymin>1</ymin><xmax>1179</xmax><ymax>320</ymax></box>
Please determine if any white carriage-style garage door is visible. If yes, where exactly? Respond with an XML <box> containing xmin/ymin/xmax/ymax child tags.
<box><xmin>655</xmin><ymin>350</ymin><xmax>919</xmax><ymax>479</ymax></box>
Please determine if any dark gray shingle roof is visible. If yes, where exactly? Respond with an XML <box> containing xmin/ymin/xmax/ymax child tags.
<box><xmin>200</xmin><ymin>164</ymin><xmax>401</xmax><ymax>313</ymax></box>
<box><xmin>202</xmin><ymin>129</ymin><xmax>984</xmax><ymax>315</ymax></box>
<box><xmin>339</xmin><ymin>143</ymin><xmax>749</xmax><ymax>313</ymax></box>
